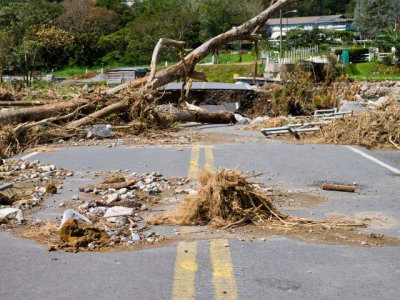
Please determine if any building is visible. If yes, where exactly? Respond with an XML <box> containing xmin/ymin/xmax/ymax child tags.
<box><xmin>265</xmin><ymin>15</ymin><xmax>356</xmax><ymax>39</ymax></box>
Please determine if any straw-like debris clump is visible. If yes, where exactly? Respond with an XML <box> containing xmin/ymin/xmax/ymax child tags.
<box><xmin>321</xmin><ymin>100</ymin><xmax>400</xmax><ymax>149</ymax></box>
<box><xmin>148</xmin><ymin>168</ymin><xmax>369</xmax><ymax>231</ymax></box>
<box><xmin>148</xmin><ymin>168</ymin><xmax>288</xmax><ymax>228</ymax></box>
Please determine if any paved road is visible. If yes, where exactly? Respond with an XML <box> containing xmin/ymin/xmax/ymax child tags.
<box><xmin>2</xmin><ymin>125</ymin><xmax>400</xmax><ymax>299</ymax></box>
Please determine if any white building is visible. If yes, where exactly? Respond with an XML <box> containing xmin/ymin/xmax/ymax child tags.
<box><xmin>265</xmin><ymin>15</ymin><xmax>356</xmax><ymax>39</ymax></box>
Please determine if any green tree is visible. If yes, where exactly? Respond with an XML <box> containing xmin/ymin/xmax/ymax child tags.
<box><xmin>376</xmin><ymin>24</ymin><xmax>400</xmax><ymax>66</ymax></box>
<box><xmin>201</xmin><ymin>17</ymin><xmax>223</xmax><ymax>64</ymax></box>
<box><xmin>285</xmin><ymin>25</ymin><xmax>332</xmax><ymax>49</ymax></box>
<box><xmin>123</xmin><ymin>10</ymin><xmax>200</xmax><ymax>65</ymax></box>
<box><xmin>56</xmin><ymin>0</ymin><xmax>120</xmax><ymax>66</ymax></box>
<box><xmin>95</xmin><ymin>0</ymin><xmax>134</xmax><ymax>28</ymax></box>
<box><xmin>354</xmin><ymin>0</ymin><xmax>399</xmax><ymax>39</ymax></box>
<box><xmin>0</xmin><ymin>0</ymin><xmax>64</xmax><ymax>42</ymax></box>
<box><xmin>13</xmin><ymin>39</ymin><xmax>44</xmax><ymax>85</ymax></box>
<box><xmin>0</xmin><ymin>31</ymin><xmax>14</xmax><ymax>84</ymax></box>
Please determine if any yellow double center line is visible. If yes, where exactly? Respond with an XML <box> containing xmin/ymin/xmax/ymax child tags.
<box><xmin>211</xmin><ymin>239</ymin><xmax>238</xmax><ymax>300</ymax></box>
<box><xmin>172</xmin><ymin>148</ymin><xmax>238</xmax><ymax>299</ymax></box>
<box><xmin>188</xmin><ymin>147</ymin><xmax>214</xmax><ymax>179</ymax></box>
<box><xmin>188</xmin><ymin>147</ymin><xmax>200</xmax><ymax>179</ymax></box>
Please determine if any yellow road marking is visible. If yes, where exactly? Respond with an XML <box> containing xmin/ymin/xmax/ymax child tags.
<box><xmin>181</xmin><ymin>226</ymin><xmax>198</xmax><ymax>233</ymax></box>
<box><xmin>188</xmin><ymin>147</ymin><xmax>200</xmax><ymax>179</ymax></box>
<box><xmin>210</xmin><ymin>239</ymin><xmax>238</xmax><ymax>300</ymax></box>
<box><xmin>171</xmin><ymin>240</ymin><xmax>198</xmax><ymax>300</ymax></box>
<box><xmin>205</xmin><ymin>148</ymin><xmax>214</xmax><ymax>171</ymax></box>
<box><xmin>202</xmin><ymin>82</ymin><xmax>206</xmax><ymax>89</ymax></box>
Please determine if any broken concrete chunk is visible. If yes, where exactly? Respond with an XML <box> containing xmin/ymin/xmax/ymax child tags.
<box><xmin>234</xmin><ymin>114</ymin><xmax>251</xmax><ymax>124</ymax></box>
<box><xmin>39</xmin><ymin>165</ymin><xmax>55</xmax><ymax>172</ymax></box>
<box><xmin>354</xmin><ymin>94</ymin><xmax>365</xmax><ymax>103</ymax></box>
<box><xmin>60</xmin><ymin>209</ymin><xmax>92</xmax><ymax>226</ymax></box>
<box><xmin>87</xmin><ymin>124</ymin><xmax>114</xmax><ymax>138</ymax></box>
<box><xmin>375</xmin><ymin>96</ymin><xmax>388</xmax><ymax>106</ymax></box>
<box><xmin>106</xmin><ymin>193</ymin><xmax>120</xmax><ymax>205</ymax></box>
<box><xmin>104</xmin><ymin>206</ymin><xmax>134</xmax><ymax>218</ymax></box>
<box><xmin>338</xmin><ymin>101</ymin><xmax>365</xmax><ymax>114</ymax></box>
<box><xmin>0</xmin><ymin>208</ymin><xmax>24</xmax><ymax>221</ymax></box>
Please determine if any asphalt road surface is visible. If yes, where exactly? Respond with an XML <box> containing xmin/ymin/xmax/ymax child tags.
<box><xmin>1</xmin><ymin>124</ymin><xmax>400</xmax><ymax>300</ymax></box>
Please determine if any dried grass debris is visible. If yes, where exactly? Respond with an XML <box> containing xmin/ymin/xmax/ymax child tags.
<box><xmin>148</xmin><ymin>168</ymin><xmax>288</xmax><ymax>228</ymax></box>
<box><xmin>321</xmin><ymin>99</ymin><xmax>400</xmax><ymax>149</ymax></box>
<box><xmin>148</xmin><ymin>168</ymin><xmax>368</xmax><ymax>230</ymax></box>
<box><xmin>22</xmin><ymin>221</ymin><xmax>62</xmax><ymax>246</ymax></box>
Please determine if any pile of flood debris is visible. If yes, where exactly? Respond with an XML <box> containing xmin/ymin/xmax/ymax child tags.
<box><xmin>0</xmin><ymin>83</ymin><xmax>237</xmax><ymax>159</ymax></box>
<box><xmin>1</xmin><ymin>157</ymin><xmax>398</xmax><ymax>251</ymax></box>
<box><xmin>0</xmin><ymin>158</ymin><xmax>195</xmax><ymax>252</ymax></box>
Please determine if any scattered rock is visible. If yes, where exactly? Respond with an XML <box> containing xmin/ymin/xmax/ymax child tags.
<box><xmin>375</xmin><ymin>96</ymin><xmax>388</xmax><ymax>106</ymax></box>
<box><xmin>338</xmin><ymin>101</ymin><xmax>366</xmax><ymax>114</ymax></box>
<box><xmin>0</xmin><ymin>208</ymin><xmax>24</xmax><ymax>221</ymax></box>
<box><xmin>104</xmin><ymin>206</ymin><xmax>134</xmax><ymax>218</ymax></box>
<box><xmin>106</xmin><ymin>193</ymin><xmax>120</xmax><ymax>205</ymax></box>
<box><xmin>234</xmin><ymin>114</ymin><xmax>251</xmax><ymax>124</ymax></box>
<box><xmin>131</xmin><ymin>233</ymin><xmax>140</xmax><ymax>241</ymax></box>
<box><xmin>87</xmin><ymin>124</ymin><xmax>114</xmax><ymax>138</ymax></box>
<box><xmin>60</xmin><ymin>209</ymin><xmax>92</xmax><ymax>226</ymax></box>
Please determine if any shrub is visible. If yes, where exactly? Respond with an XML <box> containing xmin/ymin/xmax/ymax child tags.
<box><xmin>382</xmin><ymin>55</ymin><xmax>393</xmax><ymax>67</ymax></box>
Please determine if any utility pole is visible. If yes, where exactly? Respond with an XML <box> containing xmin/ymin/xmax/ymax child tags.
<box><xmin>280</xmin><ymin>9</ymin><xmax>282</xmax><ymax>61</ymax></box>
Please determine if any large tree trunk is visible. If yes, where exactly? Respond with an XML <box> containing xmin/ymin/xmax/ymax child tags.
<box><xmin>171</xmin><ymin>111</ymin><xmax>236</xmax><ymax>123</ymax></box>
<box><xmin>0</xmin><ymin>100</ymin><xmax>77</xmax><ymax>126</ymax></box>
<box><xmin>0</xmin><ymin>101</ymin><xmax>45</xmax><ymax>106</ymax></box>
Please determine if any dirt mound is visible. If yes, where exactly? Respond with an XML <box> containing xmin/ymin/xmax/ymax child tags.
<box><xmin>159</xmin><ymin>90</ymin><xmax>257</xmax><ymax>108</ymax></box>
<box><xmin>0</xmin><ymin>88</ymin><xmax>15</xmax><ymax>102</ymax></box>
<box><xmin>148</xmin><ymin>168</ymin><xmax>287</xmax><ymax>228</ymax></box>
<box><xmin>60</xmin><ymin>218</ymin><xmax>109</xmax><ymax>248</ymax></box>
<box><xmin>46</xmin><ymin>184</ymin><xmax>57</xmax><ymax>194</ymax></box>
<box><xmin>0</xmin><ymin>193</ymin><xmax>13</xmax><ymax>205</ymax></box>
<box><xmin>74</xmin><ymin>71</ymin><xmax>98</xmax><ymax>80</ymax></box>
<box><xmin>100</xmin><ymin>176</ymin><xmax>126</xmax><ymax>184</ymax></box>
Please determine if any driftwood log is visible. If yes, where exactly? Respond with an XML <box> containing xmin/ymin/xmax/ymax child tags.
<box><xmin>78</xmin><ymin>181</ymin><xmax>137</xmax><ymax>192</ymax></box>
<box><xmin>322</xmin><ymin>183</ymin><xmax>355</xmax><ymax>192</ymax></box>
<box><xmin>0</xmin><ymin>101</ymin><xmax>45</xmax><ymax>107</ymax></box>
<box><xmin>0</xmin><ymin>100</ymin><xmax>77</xmax><ymax>126</ymax></box>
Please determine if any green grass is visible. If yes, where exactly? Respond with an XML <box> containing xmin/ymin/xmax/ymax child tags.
<box><xmin>194</xmin><ymin>64</ymin><xmax>262</xmax><ymax>83</ymax></box>
<box><xmin>43</xmin><ymin>62</ymin><xmax>139</xmax><ymax>77</ymax></box>
<box><xmin>199</xmin><ymin>53</ymin><xmax>257</xmax><ymax>64</ymax></box>
<box><xmin>157</xmin><ymin>63</ymin><xmax>261</xmax><ymax>83</ymax></box>
<box><xmin>346</xmin><ymin>62</ymin><xmax>400</xmax><ymax>81</ymax></box>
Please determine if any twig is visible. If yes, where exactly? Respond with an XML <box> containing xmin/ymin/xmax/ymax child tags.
<box><xmin>389</xmin><ymin>135</ymin><xmax>400</xmax><ymax>149</ymax></box>
<box><xmin>222</xmin><ymin>217</ymin><xmax>248</xmax><ymax>229</ymax></box>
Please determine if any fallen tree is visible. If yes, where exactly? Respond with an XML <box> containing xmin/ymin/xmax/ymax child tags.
<box><xmin>0</xmin><ymin>0</ymin><xmax>299</xmax><ymax>157</ymax></box>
